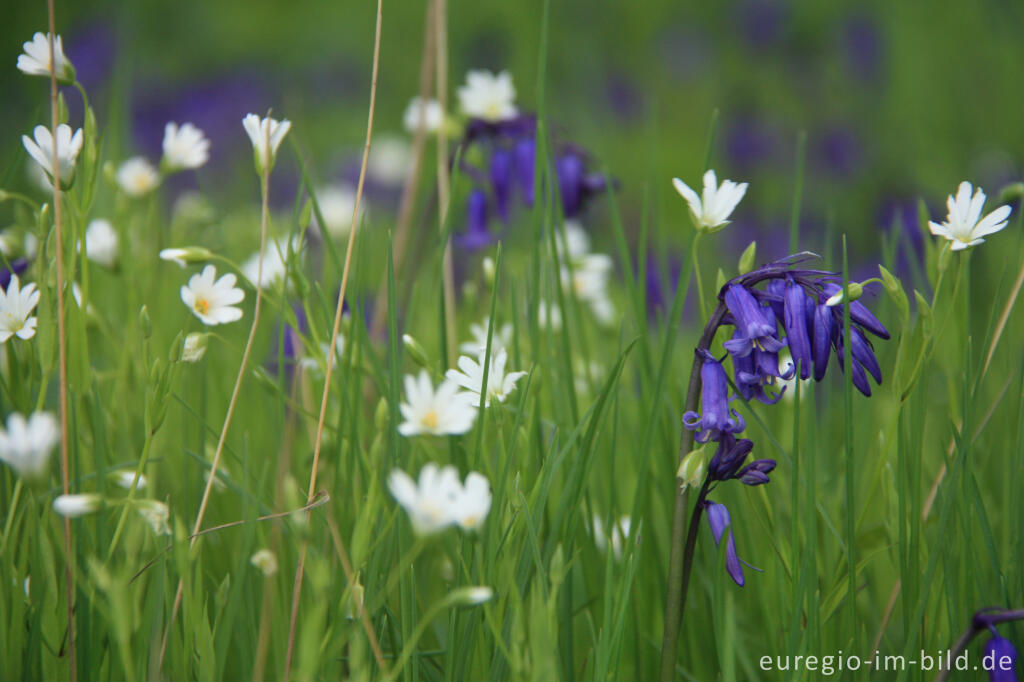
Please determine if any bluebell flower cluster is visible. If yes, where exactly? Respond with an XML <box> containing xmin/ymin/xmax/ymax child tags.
<box><xmin>455</xmin><ymin>114</ymin><xmax>610</xmax><ymax>250</ymax></box>
<box><xmin>683</xmin><ymin>254</ymin><xmax>890</xmax><ymax>586</ymax></box>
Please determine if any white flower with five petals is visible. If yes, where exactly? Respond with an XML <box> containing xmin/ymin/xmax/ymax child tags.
<box><xmin>387</xmin><ymin>463</ymin><xmax>462</xmax><ymax>535</ymax></box>
<box><xmin>672</xmin><ymin>169</ymin><xmax>748</xmax><ymax>233</ymax></box>
<box><xmin>180</xmin><ymin>265</ymin><xmax>244</xmax><ymax>326</ymax></box>
<box><xmin>398</xmin><ymin>371</ymin><xmax>477</xmax><ymax>436</ymax></box>
<box><xmin>16</xmin><ymin>32</ymin><xmax>74</xmax><ymax>82</ymax></box>
<box><xmin>84</xmin><ymin>219</ymin><xmax>118</xmax><ymax>267</ymax></box>
<box><xmin>0</xmin><ymin>412</ymin><xmax>59</xmax><ymax>479</ymax></box>
<box><xmin>0</xmin><ymin>276</ymin><xmax>41</xmax><ymax>342</ymax></box>
<box><xmin>457</xmin><ymin>70</ymin><xmax>517</xmax><ymax>123</ymax></box>
<box><xmin>242</xmin><ymin>113</ymin><xmax>291</xmax><ymax>174</ymax></box>
<box><xmin>446</xmin><ymin>347</ymin><xmax>526</xmax><ymax>407</ymax></box>
<box><xmin>403</xmin><ymin>96</ymin><xmax>444</xmax><ymax>133</ymax></box>
<box><xmin>162</xmin><ymin>122</ymin><xmax>210</xmax><ymax>171</ymax></box>
<box><xmin>928</xmin><ymin>181</ymin><xmax>1012</xmax><ymax>251</ymax></box>
<box><xmin>116</xmin><ymin>157</ymin><xmax>160</xmax><ymax>197</ymax></box>
<box><xmin>22</xmin><ymin>124</ymin><xmax>83</xmax><ymax>187</ymax></box>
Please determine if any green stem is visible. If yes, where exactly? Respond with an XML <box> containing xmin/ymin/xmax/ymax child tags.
<box><xmin>0</xmin><ymin>478</ymin><xmax>24</xmax><ymax>555</ymax></box>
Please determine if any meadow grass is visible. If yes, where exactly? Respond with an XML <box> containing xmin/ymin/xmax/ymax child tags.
<box><xmin>2</xmin><ymin>2</ymin><xmax>1024</xmax><ymax>681</ymax></box>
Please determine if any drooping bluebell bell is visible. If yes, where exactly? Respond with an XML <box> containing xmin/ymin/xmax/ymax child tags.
<box><xmin>703</xmin><ymin>501</ymin><xmax>754</xmax><ymax>586</ymax></box>
<box><xmin>489</xmin><ymin>147</ymin><xmax>514</xmax><ymax>221</ymax></box>
<box><xmin>683</xmin><ymin>349</ymin><xmax>746</xmax><ymax>443</ymax></box>
<box><xmin>782</xmin><ymin>279</ymin><xmax>814</xmax><ymax>380</ymax></box>
<box><xmin>984</xmin><ymin>636</ymin><xmax>1018</xmax><ymax>682</ymax></box>
<box><xmin>513</xmin><ymin>137</ymin><xmax>536</xmax><ymax>206</ymax></box>
<box><xmin>706</xmin><ymin>433</ymin><xmax>776</xmax><ymax>487</ymax></box>
<box><xmin>723</xmin><ymin>283</ymin><xmax>784</xmax><ymax>358</ymax></box>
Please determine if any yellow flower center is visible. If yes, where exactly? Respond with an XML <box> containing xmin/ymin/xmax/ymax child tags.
<box><xmin>194</xmin><ymin>298</ymin><xmax>211</xmax><ymax>315</ymax></box>
<box><xmin>421</xmin><ymin>409</ymin><xmax>439</xmax><ymax>430</ymax></box>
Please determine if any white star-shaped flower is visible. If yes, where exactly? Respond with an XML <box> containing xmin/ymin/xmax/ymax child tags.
<box><xmin>136</xmin><ymin>500</ymin><xmax>171</xmax><ymax>535</ymax></box>
<box><xmin>451</xmin><ymin>472</ymin><xmax>491</xmax><ymax>531</ymax></box>
<box><xmin>16</xmin><ymin>32</ymin><xmax>74</xmax><ymax>82</ymax></box>
<box><xmin>562</xmin><ymin>254</ymin><xmax>616</xmax><ymax>326</ymax></box>
<box><xmin>457</xmin><ymin>70</ymin><xmax>517</xmax><ymax>123</ymax></box>
<box><xmin>84</xmin><ymin>218</ymin><xmax>118</xmax><ymax>267</ymax></box>
<box><xmin>672</xmin><ymin>169</ymin><xmax>748</xmax><ymax>233</ymax></box>
<box><xmin>459</xmin><ymin>320</ymin><xmax>512</xmax><ymax>355</ymax></box>
<box><xmin>313</xmin><ymin>185</ymin><xmax>364</xmax><ymax>238</ymax></box>
<box><xmin>162</xmin><ymin>122</ymin><xmax>210</xmax><ymax>171</ymax></box>
<box><xmin>22</xmin><ymin>124</ymin><xmax>83</xmax><ymax>187</ymax></box>
<box><xmin>403</xmin><ymin>96</ymin><xmax>444</xmax><ymax>133</ymax></box>
<box><xmin>0</xmin><ymin>276</ymin><xmax>41</xmax><ymax>342</ymax></box>
<box><xmin>0</xmin><ymin>412</ymin><xmax>59</xmax><ymax>479</ymax></box>
<box><xmin>116</xmin><ymin>157</ymin><xmax>160</xmax><ymax>197</ymax></box>
<box><xmin>928</xmin><ymin>181</ymin><xmax>1012</xmax><ymax>251</ymax></box>
<box><xmin>242</xmin><ymin>113</ymin><xmax>291</xmax><ymax>174</ymax></box>
<box><xmin>592</xmin><ymin>515</ymin><xmax>634</xmax><ymax>560</ymax></box>
<box><xmin>180</xmin><ymin>265</ymin><xmax>244</xmax><ymax>326</ymax></box>
<box><xmin>387</xmin><ymin>463</ymin><xmax>462</xmax><ymax>535</ymax></box>
<box><xmin>398</xmin><ymin>371</ymin><xmax>477</xmax><ymax>436</ymax></box>
<box><xmin>446</xmin><ymin>347</ymin><xmax>527</xmax><ymax>407</ymax></box>
<box><xmin>241</xmin><ymin>236</ymin><xmax>301</xmax><ymax>288</ymax></box>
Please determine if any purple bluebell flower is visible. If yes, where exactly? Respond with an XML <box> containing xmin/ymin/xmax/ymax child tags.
<box><xmin>455</xmin><ymin>189</ymin><xmax>495</xmax><ymax>252</ymax></box>
<box><xmin>556</xmin><ymin>150</ymin><xmax>586</xmax><ymax>218</ymax></box>
<box><xmin>821</xmin><ymin>282</ymin><xmax>890</xmax><ymax>340</ymax></box>
<box><xmin>783</xmin><ymin>280</ymin><xmax>813</xmax><ymax>379</ymax></box>
<box><xmin>723</xmin><ymin>283</ymin><xmax>784</xmax><ymax>358</ymax></box>
<box><xmin>736</xmin><ymin>458</ymin><xmax>777</xmax><ymax>486</ymax></box>
<box><xmin>842</xmin><ymin>14</ymin><xmax>882</xmax><ymax>84</ymax></box>
<box><xmin>812</xmin><ymin>301</ymin><xmax>836</xmax><ymax>381</ymax></box>
<box><xmin>683</xmin><ymin>349</ymin><xmax>746</xmax><ymax>443</ymax></box>
<box><xmin>513</xmin><ymin>137</ymin><xmax>536</xmax><ymax>206</ymax></box>
<box><xmin>0</xmin><ymin>259</ymin><xmax>30</xmax><ymax>290</ymax></box>
<box><xmin>703</xmin><ymin>501</ymin><xmax>749</xmax><ymax>586</ymax></box>
<box><xmin>707</xmin><ymin>434</ymin><xmax>754</xmax><ymax>481</ymax></box>
<box><xmin>490</xmin><ymin>147</ymin><xmax>514</xmax><ymax>221</ymax></box>
<box><xmin>984</xmin><ymin>636</ymin><xmax>1018</xmax><ymax>682</ymax></box>
<box><xmin>732</xmin><ymin>333</ymin><xmax>786</xmax><ymax>405</ymax></box>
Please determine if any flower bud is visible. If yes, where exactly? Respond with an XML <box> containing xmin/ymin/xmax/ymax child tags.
<box><xmin>52</xmin><ymin>493</ymin><xmax>102</xmax><ymax>518</ymax></box>
<box><xmin>677</xmin><ymin>443</ymin><xmax>710</xmax><ymax>491</ymax></box>
<box><xmin>738</xmin><ymin>241</ymin><xmax>757</xmax><ymax>275</ymax></box>
<box><xmin>182</xmin><ymin>332</ymin><xmax>209</xmax><ymax>363</ymax></box>
<box><xmin>825</xmin><ymin>281</ymin><xmax>864</xmax><ymax>307</ymax></box>
<box><xmin>402</xmin><ymin>333</ymin><xmax>430</xmax><ymax>369</ymax></box>
<box><xmin>159</xmin><ymin>246</ymin><xmax>213</xmax><ymax>268</ymax></box>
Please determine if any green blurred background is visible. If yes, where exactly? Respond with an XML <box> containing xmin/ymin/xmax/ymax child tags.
<box><xmin>4</xmin><ymin>0</ymin><xmax>1024</xmax><ymax>272</ymax></box>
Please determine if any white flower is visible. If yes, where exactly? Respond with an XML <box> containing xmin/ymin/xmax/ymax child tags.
<box><xmin>113</xmin><ymin>470</ymin><xmax>147</xmax><ymax>490</ymax></box>
<box><xmin>368</xmin><ymin>134</ymin><xmax>412</xmax><ymax>185</ymax></box>
<box><xmin>0</xmin><ymin>412</ymin><xmax>59</xmax><ymax>479</ymax></box>
<box><xmin>242</xmin><ymin>236</ymin><xmax>300</xmax><ymax>288</ymax></box>
<box><xmin>672</xmin><ymin>169</ymin><xmax>748</xmax><ymax>233</ymax></box>
<box><xmin>0</xmin><ymin>276</ymin><xmax>41</xmax><ymax>341</ymax></box>
<box><xmin>562</xmin><ymin>254</ymin><xmax>616</xmax><ymax>326</ymax></box>
<box><xmin>242</xmin><ymin>113</ymin><xmax>291</xmax><ymax>174</ymax></box>
<box><xmin>387</xmin><ymin>463</ymin><xmax>461</xmax><ymax>535</ymax></box>
<box><xmin>457</xmin><ymin>70</ymin><xmax>517</xmax><ymax>123</ymax></box>
<box><xmin>451</xmin><ymin>472</ymin><xmax>491</xmax><ymax>531</ymax></box>
<box><xmin>403</xmin><ymin>96</ymin><xmax>444</xmax><ymax>133</ymax></box>
<box><xmin>592</xmin><ymin>515</ymin><xmax>633</xmax><ymax>560</ymax></box>
<box><xmin>182</xmin><ymin>332</ymin><xmax>208</xmax><ymax>363</ymax></box>
<box><xmin>251</xmin><ymin>549</ymin><xmax>278</xmax><ymax>577</ymax></box>
<box><xmin>116</xmin><ymin>157</ymin><xmax>160</xmax><ymax>197</ymax></box>
<box><xmin>180</xmin><ymin>265</ymin><xmax>244</xmax><ymax>326</ymax></box>
<box><xmin>162</xmin><ymin>122</ymin><xmax>210</xmax><ymax>171</ymax></box>
<box><xmin>52</xmin><ymin>493</ymin><xmax>101</xmax><ymax>518</ymax></box>
<box><xmin>446</xmin><ymin>347</ymin><xmax>527</xmax><ymax>407</ymax></box>
<box><xmin>459</xmin><ymin>321</ymin><xmax>512</xmax><ymax>355</ymax></box>
<box><xmin>313</xmin><ymin>185</ymin><xmax>363</xmax><ymax>238</ymax></box>
<box><xmin>538</xmin><ymin>300</ymin><xmax>562</xmax><ymax>331</ymax></box>
<box><xmin>84</xmin><ymin>219</ymin><xmax>118</xmax><ymax>267</ymax></box>
<box><xmin>928</xmin><ymin>181</ymin><xmax>1012</xmax><ymax>251</ymax></box>
<box><xmin>22</xmin><ymin>124</ymin><xmax>83</xmax><ymax>186</ymax></box>
<box><xmin>299</xmin><ymin>336</ymin><xmax>346</xmax><ymax>374</ymax></box>
<box><xmin>556</xmin><ymin>219</ymin><xmax>591</xmax><ymax>260</ymax></box>
<box><xmin>17</xmin><ymin>32</ymin><xmax>74</xmax><ymax>82</ymax></box>
<box><xmin>398</xmin><ymin>371</ymin><xmax>477</xmax><ymax>436</ymax></box>
<box><xmin>136</xmin><ymin>500</ymin><xmax>170</xmax><ymax>535</ymax></box>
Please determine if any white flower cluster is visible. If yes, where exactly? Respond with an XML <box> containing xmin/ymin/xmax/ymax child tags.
<box><xmin>558</xmin><ymin>220</ymin><xmax>616</xmax><ymax>326</ymax></box>
<box><xmin>388</xmin><ymin>464</ymin><xmax>492</xmax><ymax>536</ymax></box>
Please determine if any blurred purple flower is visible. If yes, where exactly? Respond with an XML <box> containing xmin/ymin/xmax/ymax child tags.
<box><xmin>842</xmin><ymin>14</ymin><xmax>883</xmax><ymax>84</ymax></box>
